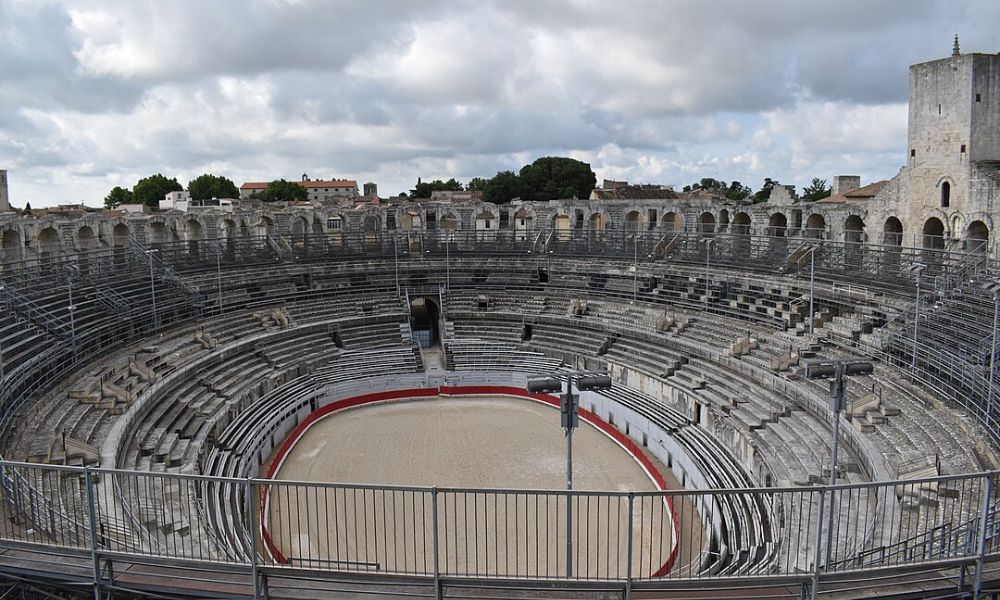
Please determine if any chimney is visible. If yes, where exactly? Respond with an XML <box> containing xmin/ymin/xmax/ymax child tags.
<box><xmin>832</xmin><ymin>175</ymin><xmax>861</xmax><ymax>196</ymax></box>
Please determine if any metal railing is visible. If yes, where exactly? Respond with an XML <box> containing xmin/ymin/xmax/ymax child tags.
<box><xmin>0</xmin><ymin>460</ymin><xmax>997</xmax><ymax>596</ymax></box>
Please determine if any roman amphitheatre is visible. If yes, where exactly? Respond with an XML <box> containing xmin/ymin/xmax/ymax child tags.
<box><xmin>0</xmin><ymin>48</ymin><xmax>999</xmax><ymax>600</ymax></box>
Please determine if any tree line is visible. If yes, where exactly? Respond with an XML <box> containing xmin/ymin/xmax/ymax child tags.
<box><xmin>103</xmin><ymin>158</ymin><xmax>833</xmax><ymax>210</ymax></box>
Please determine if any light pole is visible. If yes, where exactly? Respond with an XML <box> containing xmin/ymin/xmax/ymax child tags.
<box><xmin>527</xmin><ymin>373</ymin><xmax>612</xmax><ymax>578</ymax></box>
<box><xmin>146</xmin><ymin>249</ymin><xmax>158</xmax><ymax>330</ymax></box>
<box><xmin>985</xmin><ymin>281</ymin><xmax>1000</xmax><ymax>423</ymax></box>
<box><xmin>909</xmin><ymin>263</ymin><xmax>927</xmax><ymax>372</ymax></box>
<box><xmin>216</xmin><ymin>244</ymin><xmax>224</xmax><ymax>315</ymax></box>
<box><xmin>807</xmin><ymin>245</ymin><xmax>817</xmax><ymax>334</ymax></box>
<box><xmin>798</xmin><ymin>357</ymin><xmax>873</xmax><ymax>586</ymax></box>
<box><xmin>65</xmin><ymin>266</ymin><xmax>77</xmax><ymax>354</ymax></box>
<box><xmin>393</xmin><ymin>235</ymin><xmax>400</xmax><ymax>296</ymax></box>
<box><xmin>633</xmin><ymin>233</ymin><xmax>639</xmax><ymax>302</ymax></box>
<box><xmin>445</xmin><ymin>234</ymin><xmax>450</xmax><ymax>291</ymax></box>
<box><xmin>0</xmin><ymin>284</ymin><xmax>5</xmax><ymax>381</ymax></box>
<box><xmin>702</xmin><ymin>238</ymin><xmax>714</xmax><ymax>310</ymax></box>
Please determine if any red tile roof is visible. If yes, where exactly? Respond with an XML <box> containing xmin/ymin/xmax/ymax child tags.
<box><xmin>816</xmin><ymin>180</ymin><xmax>888</xmax><ymax>204</ymax></box>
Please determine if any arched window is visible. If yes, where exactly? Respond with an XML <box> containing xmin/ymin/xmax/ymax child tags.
<box><xmin>941</xmin><ymin>181</ymin><xmax>950</xmax><ymax>208</ymax></box>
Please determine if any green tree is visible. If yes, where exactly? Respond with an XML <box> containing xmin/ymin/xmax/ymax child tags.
<box><xmin>411</xmin><ymin>178</ymin><xmax>464</xmax><ymax>198</ymax></box>
<box><xmin>133</xmin><ymin>174</ymin><xmax>182</xmax><ymax>208</ymax></box>
<box><xmin>261</xmin><ymin>179</ymin><xmax>308</xmax><ymax>203</ymax></box>
<box><xmin>517</xmin><ymin>156</ymin><xmax>596</xmax><ymax>201</ymax></box>
<box><xmin>725</xmin><ymin>180</ymin><xmax>753</xmax><ymax>202</ymax></box>
<box><xmin>481</xmin><ymin>170</ymin><xmax>523</xmax><ymax>204</ymax></box>
<box><xmin>466</xmin><ymin>177</ymin><xmax>489</xmax><ymax>192</ymax></box>
<box><xmin>188</xmin><ymin>173</ymin><xmax>239</xmax><ymax>201</ymax></box>
<box><xmin>104</xmin><ymin>186</ymin><xmax>134</xmax><ymax>209</ymax></box>
<box><xmin>695</xmin><ymin>177</ymin><xmax>726</xmax><ymax>190</ymax></box>
<box><xmin>753</xmin><ymin>178</ymin><xmax>777</xmax><ymax>203</ymax></box>
<box><xmin>801</xmin><ymin>177</ymin><xmax>832</xmax><ymax>202</ymax></box>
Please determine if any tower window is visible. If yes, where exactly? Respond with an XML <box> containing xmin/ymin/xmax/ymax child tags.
<box><xmin>941</xmin><ymin>181</ymin><xmax>951</xmax><ymax>208</ymax></box>
<box><xmin>938</xmin><ymin>104</ymin><xmax>942</xmax><ymax>114</ymax></box>
<box><xmin>976</xmin><ymin>93</ymin><xmax>982</xmax><ymax>102</ymax></box>
<box><xmin>910</xmin><ymin>149</ymin><xmax>916</xmax><ymax>158</ymax></box>
<box><xmin>961</xmin><ymin>144</ymin><xmax>967</xmax><ymax>153</ymax></box>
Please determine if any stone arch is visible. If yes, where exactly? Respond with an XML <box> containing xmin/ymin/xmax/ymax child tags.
<box><xmin>474</xmin><ymin>209</ymin><xmax>497</xmax><ymax>231</ymax></box>
<box><xmin>256</xmin><ymin>215</ymin><xmax>274</xmax><ymax>237</ymax></box>
<box><xmin>883</xmin><ymin>216</ymin><xmax>903</xmax><ymax>246</ymax></box>
<box><xmin>661</xmin><ymin>212</ymin><xmax>682</xmax><ymax>235</ymax></box>
<box><xmin>77</xmin><ymin>225</ymin><xmax>97</xmax><ymax>250</ymax></box>
<box><xmin>220</xmin><ymin>219</ymin><xmax>237</xmax><ymax>256</ymax></box>
<box><xmin>186</xmin><ymin>218</ymin><xmax>203</xmax><ymax>257</ymax></box>
<box><xmin>698</xmin><ymin>212</ymin><xmax>716</xmax><ymax>235</ymax></box>
<box><xmin>439</xmin><ymin>211</ymin><xmax>459</xmax><ymax>230</ymax></box>
<box><xmin>624</xmin><ymin>210</ymin><xmax>642</xmax><ymax>233</ymax></box>
<box><xmin>221</xmin><ymin>219</ymin><xmax>237</xmax><ymax>239</ymax></box>
<box><xmin>37</xmin><ymin>227</ymin><xmax>61</xmax><ymax>263</ymax></box>
<box><xmin>514</xmin><ymin>207</ymin><xmax>534</xmax><ymax>241</ymax></box>
<box><xmin>401</xmin><ymin>208</ymin><xmax>423</xmax><ymax>231</ymax></box>
<box><xmin>1</xmin><ymin>228</ymin><xmax>20</xmax><ymax>264</ymax></box>
<box><xmin>363</xmin><ymin>214</ymin><xmax>381</xmax><ymax>234</ymax></box>
<box><xmin>552</xmin><ymin>213</ymin><xmax>571</xmax><ymax>240</ymax></box>
<box><xmin>185</xmin><ymin>218</ymin><xmax>203</xmax><ymax>241</ymax></box>
<box><xmin>922</xmin><ymin>217</ymin><xmax>945</xmax><ymax>249</ymax></box>
<box><xmin>290</xmin><ymin>215</ymin><xmax>309</xmax><ymax>248</ymax></box>
<box><xmin>844</xmin><ymin>215</ymin><xmax>865</xmax><ymax>243</ymax></box>
<box><xmin>148</xmin><ymin>222</ymin><xmax>167</xmax><ymax>246</ymax></box>
<box><xmin>966</xmin><ymin>220</ymin><xmax>990</xmax><ymax>253</ymax></box>
<box><xmin>588</xmin><ymin>211</ymin><xmax>608</xmax><ymax>236</ymax></box>
<box><xmin>732</xmin><ymin>212</ymin><xmax>751</xmax><ymax>235</ymax></box>
<box><xmin>2</xmin><ymin>229</ymin><xmax>20</xmax><ymax>251</ymax></box>
<box><xmin>112</xmin><ymin>223</ymin><xmax>129</xmax><ymax>246</ymax></box>
<box><xmin>768</xmin><ymin>213</ymin><xmax>787</xmax><ymax>237</ymax></box>
<box><xmin>805</xmin><ymin>214</ymin><xmax>826</xmax><ymax>239</ymax></box>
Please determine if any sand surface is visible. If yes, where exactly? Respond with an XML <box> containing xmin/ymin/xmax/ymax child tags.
<box><xmin>266</xmin><ymin>396</ymin><xmax>675</xmax><ymax>578</ymax></box>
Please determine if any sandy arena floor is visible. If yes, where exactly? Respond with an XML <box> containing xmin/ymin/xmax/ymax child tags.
<box><xmin>266</xmin><ymin>395</ymin><xmax>677</xmax><ymax>578</ymax></box>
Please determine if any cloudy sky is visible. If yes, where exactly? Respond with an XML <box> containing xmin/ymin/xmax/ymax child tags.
<box><xmin>1</xmin><ymin>0</ymin><xmax>998</xmax><ymax>208</ymax></box>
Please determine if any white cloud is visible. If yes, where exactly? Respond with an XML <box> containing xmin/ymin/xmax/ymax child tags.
<box><xmin>0</xmin><ymin>0</ymin><xmax>997</xmax><ymax>207</ymax></box>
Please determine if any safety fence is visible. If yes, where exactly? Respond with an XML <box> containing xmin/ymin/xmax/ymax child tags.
<box><xmin>0</xmin><ymin>460</ymin><xmax>998</xmax><ymax>593</ymax></box>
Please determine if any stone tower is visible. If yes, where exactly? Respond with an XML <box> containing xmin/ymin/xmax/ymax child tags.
<box><xmin>0</xmin><ymin>170</ymin><xmax>9</xmax><ymax>212</ymax></box>
<box><xmin>905</xmin><ymin>45</ymin><xmax>1000</xmax><ymax>211</ymax></box>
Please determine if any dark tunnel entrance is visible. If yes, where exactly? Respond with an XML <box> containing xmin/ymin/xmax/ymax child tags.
<box><xmin>410</xmin><ymin>297</ymin><xmax>440</xmax><ymax>348</ymax></box>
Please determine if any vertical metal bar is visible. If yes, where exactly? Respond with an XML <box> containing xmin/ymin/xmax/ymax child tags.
<box><xmin>625</xmin><ymin>492</ymin><xmax>634</xmax><ymax>600</ymax></box>
<box><xmin>83</xmin><ymin>468</ymin><xmax>101</xmax><ymax>600</ymax></box>
<box><xmin>432</xmin><ymin>488</ymin><xmax>441</xmax><ymax>600</ymax></box>
<box><xmin>973</xmin><ymin>474</ymin><xmax>993</xmax><ymax>598</ymax></box>
<box><xmin>246</xmin><ymin>479</ymin><xmax>261</xmax><ymax>600</ymax></box>
<box><xmin>911</xmin><ymin>270</ymin><xmax>921</xmax><ymax>372</ymax></box>
<box><xmin>216</xmin><ymin>244</ymin><xmax>224</xmax><ymax>315</ymax></box>
<box><xmin>810</xmin><ymin>488</ymin><xmax>826</xmax><ymax>600</ymax></box>
<box><xmin>566</xmin><ymin>428</ymin><xmax>574</xmax><ymax>578</ymax></box>
<box><xmin>808</xmin><ymin>247</ymin><xmax>815</xmax><ymax>334</ymax></box>
<box><xmin>989</xmin><ymin>291</ymin><xmax>999</xmax><ymax>422</ymax></box>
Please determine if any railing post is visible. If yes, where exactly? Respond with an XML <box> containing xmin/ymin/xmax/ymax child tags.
<box><xmin>431</xmin><ymin>488</ymin><xmax>441</xmax><ymax>600</ymax></box>
<box><xmin>625</xmin><ymin>492</ymin><xmax>635</xmax><ymax>600</ymax></box>
<box><xmin>810</xmin><ymin>487</ymin><xmax>826</xmax><ymax>600</ymax></box>
<box><xmin>83</xmin><ymin>467</ymin><xmax>102</xmax><ymax>600</ymax></box>
<box><xmin>246</xmin><ymin>478</ymin><xmax>263</xmax><ymax>600</ymax></box>
<box><xmin>973</xmin><ymin>473</ymin><xmax>993</xmax><ymax>599</ymax></box>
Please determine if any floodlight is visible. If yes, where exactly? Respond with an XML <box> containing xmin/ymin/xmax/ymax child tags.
<box><xmin>527</xmin><ymin>378</ymin><xmax>562</xmax><ymax>394</ymax></box>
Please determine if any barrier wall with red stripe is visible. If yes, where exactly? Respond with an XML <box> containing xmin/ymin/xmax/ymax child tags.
<box><xmin>259</xmin><ymin>386</ymin><xmax>679</xmax><ymax>577</ymax></box>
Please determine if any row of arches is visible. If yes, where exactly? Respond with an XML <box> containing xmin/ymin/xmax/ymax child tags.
<box><xmin>3</xmin><ymin>207</ymin><xmax>993</xmax><ymax>261</ymax></box>
<box><xmin>910</xmin><ymin>217</ymin><xmax>990</xmax><ymax>252</ymax></box>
